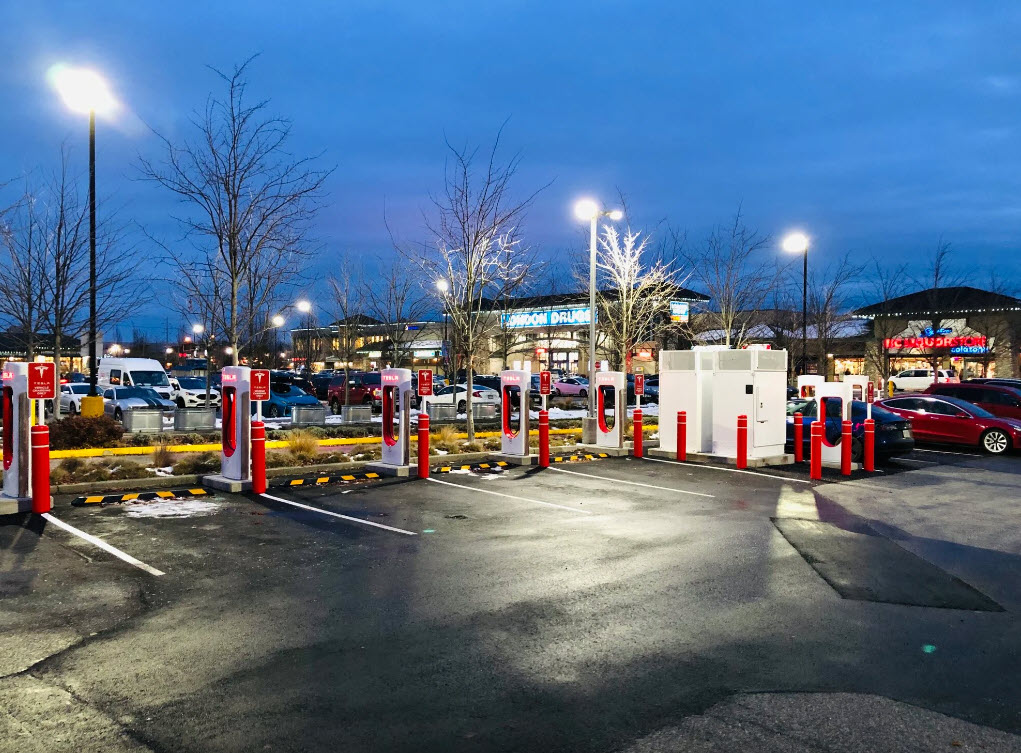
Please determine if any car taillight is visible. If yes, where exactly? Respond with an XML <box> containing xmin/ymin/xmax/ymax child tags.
<box><xmin>473</xmin><ymin>391</ymin><xmax>483</xmax><ymax>397</ymax></box>
<box><xmin>372</xmin><ymin>387</ymin><xmax>381</xmax><ymax>397</ymax></box>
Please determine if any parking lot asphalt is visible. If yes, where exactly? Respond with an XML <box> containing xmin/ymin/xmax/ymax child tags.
<box><xmin>2</xmin><ymin>448</ymin><xmax>1021</xmax><ymax>752</ymax></box>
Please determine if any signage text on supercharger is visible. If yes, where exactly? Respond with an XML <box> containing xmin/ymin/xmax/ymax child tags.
<box><xmin>28</xmin><ymin>362</ymin><xmax>56</xmax><ymax>399</ymax></box>
<box><xmin>250</xmin><ymin>369</ymin><xmax>270</xmax><ymax>401</ymax></box>
<box><xmin>418</xmin><ymin>369</ymin><xmax>433</xmax><ymax>396</ymax></box>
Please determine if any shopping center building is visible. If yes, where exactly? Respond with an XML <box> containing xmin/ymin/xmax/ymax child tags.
<box><xmin>853</xmin><ymin>286</ymin><xmax>1021</xmax><ymax>379</ymax></box>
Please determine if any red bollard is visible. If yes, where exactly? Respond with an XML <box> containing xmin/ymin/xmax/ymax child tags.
<box><xmin>632</xmin><ymin>408</ymin><xmax>643</xmax><ymax>458</ymax></box>
<box><xmin>677</xmin><ymin>410</ymin><xmax>687</xmax><ymax>462</ymax></box>
<box><xmin>863</xmin><ymin>418</ymin><xmax>875</xmax><ymax>473</ymax></box>
<box><xmin>793</xmin><ymin>412</ymin><xmax>803</xmax><ymax>463</ymax></box>
<box><xmin>736</xmin><ymin>414</ymin><xmax>748</xmax><ymax>469</ymax></box>
<box><xmin>810</xmin><ymin>422</ymin><xmax>823</xmax><ymax>480</ymax></box>
<box><xmin>417</xmin><ymin>413</ymin><xmax>430</xmax><ymax>479</ymax></box>
<box><xmin>538</xmin><ymin>410</ymin><xmax>550</xmax><ymax>468</ymax></box>
<box><xmin>251</xmin><ymin>420</ymin><xmax>266</xmax><ymax>494</ymax></box>
<box><xmin>31</xmin><ymin>425</ymin><xmax>50</xmax><ymax>514</ymax></box>
<box><xmin>841</xmin><ymin>420</ymin><xmax>852</xmax><ymax>476</ymax></box>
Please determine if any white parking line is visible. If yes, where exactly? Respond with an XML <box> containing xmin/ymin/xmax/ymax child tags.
<box><xmin>259</xmin><ymin>493</ymin><xmax>418</xmax><ymax>535</ymax></box>
<box><xmin>41</xmin><ymin>513</ymin><xmax>165</xmax><ymax>576</ymax></box>
<box><xmin>640</xmin><ymin>455</ymin><xmax>812</xmax><ymax>484</ymax></box>
<box><xmin>549</xmin><ymin>464</ymin><xmax>715</xmax><ymax>497</ymax></box>
<box><xmin>911</xmin><ymin>448</ymin><xmax>979</xmax><ymax>457</ymax></box>
<box><xmin>895</xmin><ymin>457</ymin><xmax>939</xmax><ymax>465</ymax></box>
<box><xmin>426</xmin><ymin>476</ymin><xmax>592</xmax><ymax>515</ymax></box>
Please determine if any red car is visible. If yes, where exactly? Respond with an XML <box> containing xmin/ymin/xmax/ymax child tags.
<box><xmin>876</xmin><ymin>394</ymin><xmax>1021</xmax><ymax>455</ymax></box>
<box><xmin>924</xmin><ymin>382</ymin><xmax>1021</xmax><ymax>421</ymax></box>
<box><xmin>326</xmin><ymin>372</ymin><xmax>380</xmax><ymax>414</ymax></box>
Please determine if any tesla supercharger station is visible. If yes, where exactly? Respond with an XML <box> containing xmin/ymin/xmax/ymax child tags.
<box><xmin>1</xmin><ymin>362</ymin><xmax>31</xmax><ymax>510</ymax></box>
<box><xmin>498</xmin><ymin>366</ymin><xmax>532</xmax><ymax>462</ymax></box>
<box><xmin>797</xmin><ymin>375</ymin><xmax>825</xmax><ymax>399</ymax></box>
<box><xmin>368</xmin><ymin>368</ymin><xmax>414</xmax><ymax>476</ymax></box>
<box><xmin>594</xmin><ymin>370</ymin><xmax>626</xmax><ymax>453</ymax></box>
<box><xmin>711</xmin><ymin>349</ymin><xmax>790</xmax><ymax>462</ymax></box>
<box><xmin>656</xmin><ymin>349</ymin><xmax>717</xmax><ymax>457</ymax></box>
<box><xmin>205</xmin><ymin>365</ymin><xmax>252</xmax><ymax>491</ymax></box>
<box><xmin>813</xmin><ymin>380</ymin><xmax>853</xmax><ymax>467</ymax></box>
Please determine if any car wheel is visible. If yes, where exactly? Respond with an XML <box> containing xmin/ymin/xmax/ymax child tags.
<box><xmin>114</xmin><ymin>408</ymin><xmax>123</xmax><ymax>421</ymax></box>
<box><xmin>68</xmin><ymin>403</ymin><xmax>77</xmax><ymax>416</ymax></box>
<box><xmin>330</xmin><ymin>399</ymin><xmax>341</xmax><ymax>415</ymax></box>
<box><xmin>579</xmin><ymin>389</ymin><xmax>587</xmax><ymax>398</ymax></box>
<box><xmin>851</xmin><ymin>437</ymin><xmax>864</xmax><ymax>463</ymax></box>
<box><xmin>362</xmin><ymin>396</ymin><xmax>373</xmax><ymax>406</ymax></box>
<box><xmin>177</xmin><ymin>398</ymin><xmax>187</xmax><ymax>409</ymax></box>
<box><xmin>267</xmin><ymin>404</ymin><xmax>281</xmax><ymax>418</ymax></box>
<box><xmin>457</xmin><ymin>400</ymin><xmax>467</xmax><ymax>413</ymax></box>
<box><xmin>552</xmin><ymin>388</ymin><xmax>561</xmax><ymax>397</ymax></box>
<box><xmin>981</xmin><ymin>429</ymin><xmax>1010</xmax><ymax>455</ymax></box>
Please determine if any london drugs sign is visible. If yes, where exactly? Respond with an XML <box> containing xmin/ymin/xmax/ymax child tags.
<box><xmin>884</xmin><ymin>335</ymin><xmax>987</xmax><ymax>350</ymax></box>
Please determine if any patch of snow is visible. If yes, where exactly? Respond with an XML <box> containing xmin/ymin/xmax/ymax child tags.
<box><xmin>125</xmin><ymin>499</ymin><xmax>221</xmax><ymax>519</ymax></box>
<box><xmin>434</xmin><ymin>449</ymin><xmax>449</xmax><ymax>455</ymax></box>
<box><xmin>145</xmin><ymin>465</ymin><xmax>175</xmax><ymax>477</ymax></box>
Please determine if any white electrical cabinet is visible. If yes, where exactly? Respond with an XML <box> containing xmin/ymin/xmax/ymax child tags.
<box><xmin>658</xmin><ymin>350</ymin><xmax>716</xmax><ymax>454</ymax></box>
<box><xmin>711</xmin><ymin>349</ymin><xmax>788</xmax><ymax>458</ymax></box>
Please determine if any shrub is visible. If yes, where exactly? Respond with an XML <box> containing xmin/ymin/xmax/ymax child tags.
<box><xmin>265</xmin><ymin>452</ymin><xmax>295</xmax><ymax>468</ymax></box>
<box><xmin>461</xmin><ymin>441</ymin><xmax>482</xmax><ymax>453</ymax></box>
<box><xmin>171</xmin><ymin>452</ymin><xmax>220</xmax><ymax>476</ymax></box>
<box><xmin>287</xmin><ymin>430</ymin><xmax>320</xmax><ymax>463</ymax></box>
<box><xmin>49</xmin><ymin>416</ymin><xmax>123</xmax><ymax>450</ymax></box>
<box><xmin>152</xmin><ymin>436</ymin><xmax>173</xmax><ymax>468</ymax></box>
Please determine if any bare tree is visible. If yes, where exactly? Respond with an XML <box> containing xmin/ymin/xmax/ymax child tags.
<box><xmin>42</xmin><ymin>150</ymin><xmax>135</xmax><ymax>415</ymax></box>
<box><xmin>328</xmin><ymin>257</ymin><xmax>365</xmax><ymax>410</ymax></box>
<box><xmin>908</xmin><ymin>239</ymin><xmax>967</xmax><ymax>376</ymax></box>
<box><xmin>395</xmin><ymin>131</ymin><xmax>548</xmax><ymax>440</ymax></box>
<box><xmin>139</xmin><ymin>57</ymin><xmax>329</xmax><ymax>365</ymax></box>
<box><xmin>807</xmin><ymin>253</ymin><xmax>864</xmax><ymax>378</ymax></box>
<box><xmin>863</xmin><ymin>257</ymin><xmax>909</xmax><ymax>380</ymax></box>
<box><xmin>678</xmin><ymin>209</ymin><xmax>783</xmax><ymax>348</ymax></box>
<box><xmin>365</xmin><ymin>258</ymin><xmax>431</xmax><ymax>368</ymax></box>
<box><xmin>0</xmin><ymin>191</ymin><xmax>48</xmax><ymax>361</ymax></box>
<box><xmin>595</xmin><ymin>225</ymin><xmax>681</xmax><ymax>371</ymax></box>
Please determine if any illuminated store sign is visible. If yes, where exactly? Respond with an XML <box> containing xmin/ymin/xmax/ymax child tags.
<box><xmin>669</xmin><ymin>301</ymin><xmax>689</xmax><ymax>323</ymax></box>
<box><xmin>884</xmin><ymin>336</ymin><xmax>987</xmax><ymax>350</ymax></box>
<box><xmin>502</xmin><ymin>307</ymin><xmax>592</xmax><ymax>329</ymax></box>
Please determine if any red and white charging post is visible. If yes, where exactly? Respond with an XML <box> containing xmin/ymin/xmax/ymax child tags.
<box><xmin>417</xmin><ymin>369</ymin><xmax>433</xmax><ymax>478</ymax></box>
<box><xmin>28</xmin><ymin>362</ymin><xmax>55</xmax><ymax>514</ymax></box>
<box><xmin>538</xmin><ymin>370</ymin><xmax>551</xmax><ymax>467</ymax></box>
<box><xmin>632</xmin><ymin>372</ymin><xmax>644</xmax><ymax>458</ymax></box>
<box><xmin>250</xmin><ymin>369</ymin><xmax>270</xmax><ymax>494</ymax></box>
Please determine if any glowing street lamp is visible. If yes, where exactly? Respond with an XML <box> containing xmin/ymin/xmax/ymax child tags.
<box><xmin>50</xmin><ymin>65</ymin><xmax>118</xmax><ymax>406</ymax></box>
<box><xmin>782</xmin><ymin>231</ymin><xmax>811</xmax><ymax>375</ymax></box>
<box><xmin>573</xmin><ymin>198</ymin><xmax>623</xmax><ymax>421</ymax></box>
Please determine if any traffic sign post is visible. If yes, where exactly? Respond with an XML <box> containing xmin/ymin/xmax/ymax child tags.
<box><xmin>634</xmin><ymin>372</ymin><xmax>644</xmax><ymax>410</ymax></box>
<box><xmin>250</xmin><ymin>369</ymin><xmax>270</xmax><ymax>420</ymax></box>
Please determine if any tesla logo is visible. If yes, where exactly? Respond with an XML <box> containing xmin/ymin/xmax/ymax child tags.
<box><xmin>33</xmin><ymin>365</ymin><xmax>47</xmax><ymax>377</ymax></box>
<box><xmin>27</xmin><ymin>362</ymin><xmax>56</xmax><ymax>399</ymax></box>
<box><xmin>253</xmin><ymin>372</ymin><xmax>265</xmax><ymax>382</ymax></box>
<box><xmin>502</xmin><ymin>375</ymin><xmax>521</xmax><ymax>384</ymax></box>
<box><xmin>2</xmin><ymin>371</ymin><xmax>13</xmax><ymax>381</ymax></box>
<box><xmin>250</xmin><ymin>369</ymin><xmax>270</xmax><ymax>400</ymax></box>
<box><xmin>382</xmin><ymin>374</ymin><xmax>400</xmax><ymax>384</ymax></box>
<box><xmin>222</xmin><ymin>373</ymin><xmax>238</xmax><ymax>382</ymax></box>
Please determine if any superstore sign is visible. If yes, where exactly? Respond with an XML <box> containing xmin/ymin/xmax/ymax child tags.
<box><xmin>884</xmin><ymin>335</ymin><xmax>987</xmax><ymax>351</ymax></box>
<box><xmin>502</xmin><ymin>307</ymin><xmax>592</xmax><ymax>329</ymax></box>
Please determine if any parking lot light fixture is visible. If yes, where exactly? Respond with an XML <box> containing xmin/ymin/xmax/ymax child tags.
<box><xmin>574</xmin><ymin>198</ymin><xmax>623</xmax><ymax>421</ymax></box>
<box><xmin>272</xmin><ymin>314</ymin><xmax>285</xmax><ymax>328</ymax></box>
<box><xmin>192</xmin><ymin>323</ymin><xmax>204</xmax><ymax>335</ymax></box>
<box><xmin>782</xmin><ymin>231</ymin><xmax>811</xmax><ymax>376</ymax></box>
<box><xmin>296</xmin><ymin>300</ymin><xmax>312</xmax><ymax>314</ymax></box>
<box><xmin>50</xmin><ymin>64</ymin><xmax>118</xmax><ymax>407</ymax></box>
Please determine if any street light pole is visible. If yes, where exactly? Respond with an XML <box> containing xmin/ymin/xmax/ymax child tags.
<box><xmin>801</xmin><ymin>246</ymin><xmax>808</xmax><ymax>376</ymax></box>
<box><xmin>88</xmin><ymin>109</ymin><xmax>97</xmax><ymax>397</ymax></box>
<box><xmin>782</xmin><ymin>231</ymin><xmax>811</xmax><ymax>376</ymax></box>
<box><xmin>574</xmin><ymin>199</ymin><xmax>623</xmax><ymax>422</ymax></box>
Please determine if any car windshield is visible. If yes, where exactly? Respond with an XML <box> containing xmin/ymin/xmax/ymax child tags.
<box><xmin>118</xmin><ymin>387</ymin><xmax>160</xmax><ymax>399</ymax></box>
<box><xmin>178</xmin><ymin>378</ymin><xmax>206</xmax><ymax>389</ymax></box>
<box><xmin>70</xmin><ymin>385</ymin><xmax>90</xmax><ymax>394</ymax></box>
<box><xmin>131</xmin><ymin>370</ymin><xmax>170</xmax><ymax>387</ymax></box>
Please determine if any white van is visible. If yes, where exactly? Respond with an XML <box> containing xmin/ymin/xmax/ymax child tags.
<box><xmin>96</xmin><ymin>358</ymin><xmax>174</xmax><ymax>401</ymax></box>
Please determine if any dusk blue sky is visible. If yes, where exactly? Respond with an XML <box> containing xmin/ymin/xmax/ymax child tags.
<box><xmin>2</xmin><ymin>1</ymin><xmax>1019</xmax><ymax>338</ymax></box>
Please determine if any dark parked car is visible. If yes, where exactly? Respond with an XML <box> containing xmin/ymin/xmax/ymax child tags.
<box><xmin>964</xmin><ymin>377</ymin><xmax>1021</xmax><ymax>390</ymax></box>
<box><xmin>877</xmin><ymin>394</ymin><xmax>1021</xmax><ymax>455</ymax></box>
<box><xmin>924</xmin><ymin>382</ymin><xmax>1021</xmax><ymax>421</ymax></box>
<box><xmin>785</xmin><ymin>398</ymin><xmax>914</xmax><ymax>461</ymax></box>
